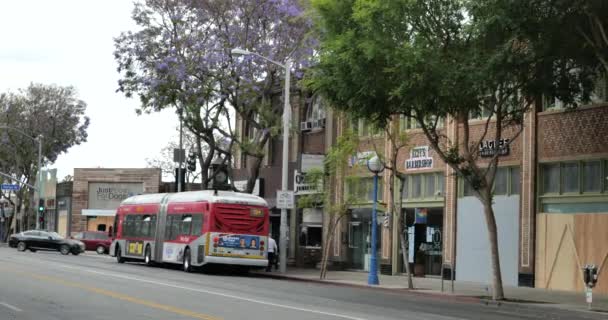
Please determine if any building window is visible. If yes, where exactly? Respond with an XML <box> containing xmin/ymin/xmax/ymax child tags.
<box><xmin>346</xmin><ymin>177</ymin><xmax>383</xmax><ymax>202</ymax></box>
<box><xmin>543</xmin><ymin>75</ymin><xmax>608</xmax><ymax>111</ymax></box>
<box><xmin>437</xmin><ymin>173</ymin><xmax>445</xmax><ymax>196</ymax></box>
<box><xmin>562</xmin><ymin>162</ymin><xmax>579</xmax><ymax>193</ymax></box>
<box><xmin>510</xmin><ymin>167</ymin><xmax>521</xmax><ymax>195</ymax></box>
<box><xmin>299</xmin><ymin>225</ymin><xmax>322</xmax><ymax>248</ymax></box>
<box><xmin>541</xmin><ymin>160</ymin><xmax>608</xmax><ymax>195</ymax></box>
<box><xmin>412</xmin><ymin>175</ymin><xmax>422</xmax><ymax>198</ymax></box>
<box><xmin>494</xmin><ymin>168</ymin><xmax>508</xmax><ymax>195</ymax></box>
<box><xmin>399</xmin><ymin>113</ymin><xmax>443</xmax><ymax>131</ymax></box>
<box><xmin>305</xmin><ymin>95</ymin><xmax>327</xmax><ymax>125</ymax></box>
<box><xmin>460</xmin><ymin>166</ymin><xmax>520</xmax><ymax>197</ymax></box>
<box><xmin>401</xmin><ymin>172</ymin><xmax>445</xmax><ymax>200</ymax></box>
<box><xmin>542</xmin><ymin>163</ymin><xmax>560</xmax><ymax>194</ymax></box>
<box><xmin>469</xmin><ymin>105</ymin><xmax>494</xmax><ymax>120</ymax></box>
<box><xmin>425</xmin><ymin>174</ymin><xmax>436</xmax><ymax>198</ymax></box>
<box><xmin>605</xmin><ymin>160</ymin><xmax>608</xmax><ymax>192</ymax></box>
<box><xmin>583</xmin><ymin>161</ymin><xmax>602</xmax><ymax>193</ymax></box>
<box><xmin>349</xmin><ymin>118</ymin><xmax>382</xmax><ymax>137</ymax></box>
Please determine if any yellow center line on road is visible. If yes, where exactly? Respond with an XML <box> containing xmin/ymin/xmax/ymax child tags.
<box><xmin>0</xmin><ymin>267</ymin><xmax>222</xmax><ymax>320</ymax></box>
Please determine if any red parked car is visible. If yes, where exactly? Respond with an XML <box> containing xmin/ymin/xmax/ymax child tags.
<box><xmin>72</xmin><ymin>231</ymin><xmax>111</xmax><ymax>254</ymax></box>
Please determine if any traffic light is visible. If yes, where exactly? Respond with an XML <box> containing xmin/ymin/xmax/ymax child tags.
<box><xmin>38</xmin><ymin>199</ymin><xmax>45</xmax><ymax>213</ymax></box>
<box><xmin>187</xmin><ymin>152</ymin><xmax>197</xmax><ymax>172</ymax></box>
<box><xmin>209</xmin><ymin>162</ymin><xmax>230</xmax><ymax>191</ymax></box>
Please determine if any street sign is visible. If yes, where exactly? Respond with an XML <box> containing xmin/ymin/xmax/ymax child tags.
<box><xmin>0</xmin><ymin>184</ymin><xmax>19</xmax><ymax>191</ymax></box>
<box><xmin>276</xmin><ymin>190</ymin><xmax>294</xmax><ymax>209</ymax></box>
<box><xmin>173</xmin><ymin>148</ymin><xmax>186</xmax><ymax>163</ymax></box>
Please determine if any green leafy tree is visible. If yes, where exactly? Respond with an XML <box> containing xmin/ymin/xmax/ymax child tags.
<box><xmin>504</xmin><ymin>0</ymin><xmax>608</xmax><ymax>75</ymax></box>
<box><xmin>297</xmin><ymin>128</ymin><xmax>360</xmax><ymax>280</ymax></box>
<box><xmin>308</xmin><ymin>0</ymin><xmax>602</xmax><ymax>300</ymax></box>
<box><xmin>0</xmin><ymin>84</ymin><xmax>89</xmax><ymax>236</ymax></box>
<box><xmin>369</xmin><ymin>124</ymin><xmax>414</xmax><ymax>289</ymax></box>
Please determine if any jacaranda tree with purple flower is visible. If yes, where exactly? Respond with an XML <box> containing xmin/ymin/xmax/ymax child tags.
<box><xmin>114</xmin><ymin>0</ymin><xmax>315</xmax><ymax>191</ymax></box>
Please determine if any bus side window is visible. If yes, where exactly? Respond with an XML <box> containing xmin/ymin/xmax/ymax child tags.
<box><xmin>142</xmin><ymin>215</ymin><xmax>152</xmax><ymax>238</ymax></box>
<box><xmin>150</xmin><ymin>215</ymin><xmax>157</xmax><ymax>238</ymax></box>
<box><xmin>181</xmin><ymin>215</ymin><xmax>192</xmax><ymax>236</ymax></box>
<box><xmin>123</xmin><ymin>215</ymin><xmax>134</xmax><ymax>237</ymax></box>
<box><xmin>165</xmin><ymin>215</ymin><xmax>179</xmax><ymax>241</ymax></box>
<box><xmin>133</xmin><ymin>215</ymin><xmax>143</xmax><ymax>238</ymax></box>
<box><xmin>191</xmin><ymin>214</ymin><xmax>203</xmax><ymax>236</ymax></box>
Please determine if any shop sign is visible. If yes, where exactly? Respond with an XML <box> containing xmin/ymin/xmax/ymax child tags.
<box><xmin>349</xmin><ymin>151</ymin><xmax>376</xmax><ymax>167</ymax></box>
<box><xmin>88</xmin><ymin>183</ymin><xmax>143</xmax><ymax>210</ymax></box>
<box><xmin>294</xmin><ymin>171</ymin><xmax>323</xmax><ymax>195</ymax></box>
<box><xmin>479</xmin><ymin>138</ymin><xmax>510</xmax><ymax>157</ymax></box>
<box><xmin>406</xmin><ymin>146</ymin><xmax>433</xmax><ymax>170</ymax></box>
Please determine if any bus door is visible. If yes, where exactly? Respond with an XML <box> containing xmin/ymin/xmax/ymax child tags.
<box><xmin>153</xmin><ymin>194</ymin><xmax>170</xmax><ymax>263</ymax></box>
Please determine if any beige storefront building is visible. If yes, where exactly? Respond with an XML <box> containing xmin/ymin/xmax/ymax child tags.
<box><xmin>71</xmin><ymin>168</ymin><xmax>161</xmax><ymax>234</ymax></box>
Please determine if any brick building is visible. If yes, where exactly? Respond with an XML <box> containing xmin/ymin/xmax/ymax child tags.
<box><xmin>233</xmin><ymin>92</ymin><xmax>333</xmax><ymax>267</ymax></box>
<box><xmin>324</xmin><ymin>92</ymin><xmax>607</xmax><ymax>293</ymax></box>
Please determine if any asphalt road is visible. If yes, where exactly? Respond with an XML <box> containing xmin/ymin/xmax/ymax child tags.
<box><xmin>0</xmin><ymin>247</ymin><xmax>603</xmax><ymax>320</ymax></box>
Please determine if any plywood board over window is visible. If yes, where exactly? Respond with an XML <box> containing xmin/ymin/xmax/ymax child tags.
<box><xmin>536</xmin><ymin>213</ymin><xmax>608</xmax><ymax>294</ymax></box>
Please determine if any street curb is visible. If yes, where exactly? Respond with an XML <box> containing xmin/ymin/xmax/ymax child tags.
<box><xmin>252</xmin><ymin>272</ymin><xmax>480</xmax><ymax>304</ymax></box>
<box><xmin>253</xmin><ymin>272</ymin><xmax>608</xmax><ymax>315</ymax></box>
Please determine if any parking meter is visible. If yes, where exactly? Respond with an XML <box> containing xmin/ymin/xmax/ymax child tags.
<box><xmin>583</xmin><ymin>264</ymin><xmax>599</xmax><ymax>288</ymax></box>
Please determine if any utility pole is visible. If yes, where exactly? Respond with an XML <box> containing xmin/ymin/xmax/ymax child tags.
<box><xmin>36</xmin><ymin>135</ymin><xmax>43</xmax><ymax>229</ymax></box>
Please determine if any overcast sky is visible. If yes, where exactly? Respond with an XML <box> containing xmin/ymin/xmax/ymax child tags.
<box><xmin>0</xmin><ymin>0</ymin><xmax>179</xmax><ymax>180</ymax></box>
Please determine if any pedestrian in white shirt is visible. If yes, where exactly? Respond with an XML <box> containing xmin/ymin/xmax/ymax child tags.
<box><xmin>266</xmin><ymin>235</ymin><xmax>278</xmax><ymax>272</ymax></box>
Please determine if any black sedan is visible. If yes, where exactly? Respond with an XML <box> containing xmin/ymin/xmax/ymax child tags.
<box><xmin>8</xmin><ymin>230</ymin><xmax>85</xmax><ymax>255</ymax></box>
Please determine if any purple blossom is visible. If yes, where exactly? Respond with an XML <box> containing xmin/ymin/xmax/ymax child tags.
<box><xmin>156</xmin><ymin>62</ymin><xmax>169</xmax><ymax>72</ymax></box>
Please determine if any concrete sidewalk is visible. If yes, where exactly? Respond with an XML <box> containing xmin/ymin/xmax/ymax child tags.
<box><xmin>255</xmin><ymin>268</ymin><xmax>608</xmax><ymax>313</ymax></box>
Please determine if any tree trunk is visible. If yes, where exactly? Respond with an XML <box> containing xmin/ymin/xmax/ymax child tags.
<box><xmin>320</xmin><ymin>214</ymin><xmax>345</xmax><ymax>280</ymax></box>
<box><xmin>320</xmin><ymin>218</ymin><xmax>335</xmax><ymax>280</ymax></box>
<box><xmin>480</xmin><ymin>191</ymin><xmax>505</xmax><ymax>300</ymax></box>
<box><xmin>397</xmin><ymin>178</ymin><xmax>414</xmax><ymax>289</ymax></box>
<box><xmin>399</xmin><ymin>228</ymin><xmax>414</xmax><ymax>288</ymax></box>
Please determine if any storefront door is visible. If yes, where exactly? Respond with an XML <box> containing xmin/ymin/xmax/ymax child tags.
<box><xmin>348</xmin><ymin>209</ymin><xmax>382</xmax><ymax>271</ymax></box>
<box><xmin>348</xmin><ymin>221</ymin><xmax>365</xmax><ymax>270</ymax></box>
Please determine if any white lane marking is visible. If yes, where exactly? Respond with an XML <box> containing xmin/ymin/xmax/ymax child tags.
<box><xmin>44</xmin><ymin>261</ymin><xmax>368</xmax><ymax>320</ymax></box>
<box><xmin>0</xmin><ymin>302</ymin><xmax>22</xmax><ymax>312</ymax></box>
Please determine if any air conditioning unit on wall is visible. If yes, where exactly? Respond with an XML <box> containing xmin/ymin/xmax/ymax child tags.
<box><xmin>312</xmin><ymin>118</ymin><xmax>326</xmax><ymax>129</ymax></box>
<box><xmin>300</xmin><ymin>121</ymin><xmax>312</xmax><ymax>131</ymax></box>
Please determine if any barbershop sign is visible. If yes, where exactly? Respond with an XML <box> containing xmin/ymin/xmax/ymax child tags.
<box><xmin>479</xmin><ymin>139</ymin><xmax>510</xmax><ymax>157</ymax></box>
<box><xmin>406</xmin><ymin>146</ymin><xmax>433</xmax><ymax>170</ymax></box>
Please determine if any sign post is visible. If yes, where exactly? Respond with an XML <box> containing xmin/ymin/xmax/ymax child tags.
<box><xmin>276</xmin><ymin>190</ymin><xmax>294</xmax><ymax>209</ymax></box>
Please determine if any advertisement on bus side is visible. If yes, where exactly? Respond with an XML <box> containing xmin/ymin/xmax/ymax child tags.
<box><xmin>126</xmin><ymin>240</ymin><xmax>144</xmax><ymax>256</ymax></box>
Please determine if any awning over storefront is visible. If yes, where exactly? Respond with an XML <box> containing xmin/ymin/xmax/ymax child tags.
<box><xmin>82</xmin><ymin>209</ymin><xmax>116</xmax><ymax>216</ymax></box>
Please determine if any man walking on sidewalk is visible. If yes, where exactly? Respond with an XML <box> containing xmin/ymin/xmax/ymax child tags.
<box><xmin>266</xmin><ymin>235</ymin><xmax>278</xmax><ymax>272</ymax></box>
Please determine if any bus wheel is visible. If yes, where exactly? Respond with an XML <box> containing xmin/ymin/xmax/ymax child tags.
<box><xmin>183</xmin><ymin>248</ymin><xmax>192</xmax><ymax>273</ymax></box>
<box><xmin>144</xmin><ymin>245</ymin><xmax>154</xmax><ymax>266</ymax></box>
<box><xmin>116</xmin><ymin>245</ymin><xmax>125</xmax><ymax>264</ymax></box>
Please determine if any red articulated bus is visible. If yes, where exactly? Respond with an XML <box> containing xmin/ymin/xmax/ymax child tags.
<box><xmin>109</xmin><ymin>190</ymin><xmax>269</xmax><ymax>272</ymax></box>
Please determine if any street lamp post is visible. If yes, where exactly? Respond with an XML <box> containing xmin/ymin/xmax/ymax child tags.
<box><xmin>178</xmin><ymin>107</ymin><xmax>184</xmax><ymax>193</ymax></box>
<box><xmin>0</xmin><ymin>126</ymin><xmax>43</xmax><ymax>229</ymax></box>
<box><xmin>367</xmin><ymin>155</ymin><xmax>383</xmax><ymax>285</ymax></box>
<box><xmin>231</xmin><ymin>48</ymin><xmax>291</xmax><ymax>273</ymax></box>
